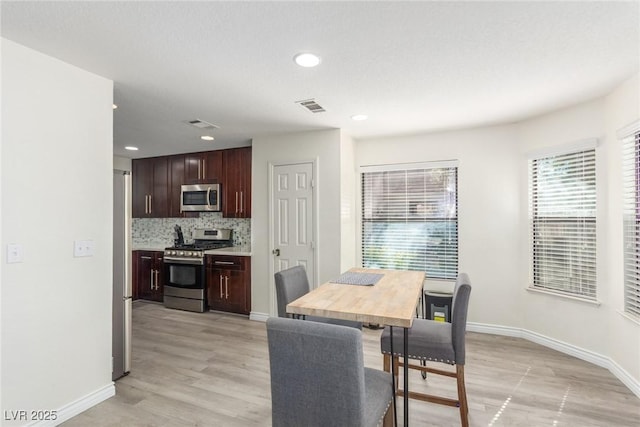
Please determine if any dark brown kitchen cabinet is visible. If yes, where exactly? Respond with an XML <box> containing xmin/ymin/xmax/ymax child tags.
<box><xmin>168</xmin><ymin>155</ymin><xmax>198</xmax><ymax>218</ymax></box>
<box><xmin>185</xmin><ymin>150</ymin><xmax>223</xmax><ymax>183</ymax></box>
<box><xmin>133</xmin><ymin>251</ymin><xmax>164</xmax><ymax>302</ymax></box>
<box><xmin>222</xmin><ymin>147</ymin><xmax>251</xmax><ymax>218</ymax></box>
<box><xmin>206</xmin><ymin>255</ymin><xmax>250</xmax><ymax>315</ymax></box>
<box><xmin>132</xmin><ymin>157</ymin><xmax>169</xmax><ymax>218</ymax></box>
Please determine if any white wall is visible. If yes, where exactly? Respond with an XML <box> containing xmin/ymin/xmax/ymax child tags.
<box><xmin>114</xmin><ymin>155</ymin><xmax>131</xmax><ymax>172</ymax></box>
<box><xmin>355</xmin><ymin>125</ymin><xmax>522</xmax><ymax>327</ymax></box>
<box><xmin>251</xmin><ymin>129</ymin><xmax>342</xmax><ymax>316</ymax></box>
<box><xmin>603</xmin><ymin>74</ymin><xmax>640</xmax><ymax>385</ymax></box>
<box><xmin>1</xmin><ymin>39</ymin><xmax>114</xmax><ymax>424</ymax></box>
<box><xmin>339</xmin><ymin>131</ymin><xmax>357</xmax><ymax>271</ymax></box>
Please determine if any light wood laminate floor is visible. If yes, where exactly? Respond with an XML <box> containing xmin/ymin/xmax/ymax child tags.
<box><xmin>63</xmin><ymin>301</ymin><xmax>639</xmax><ymax>426</ymax></box>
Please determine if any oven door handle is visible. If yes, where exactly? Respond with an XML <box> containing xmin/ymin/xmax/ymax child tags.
<box><xmin>163</xmin><ymin>256</ymin><xmax>204</xmax><ymax>265</ymax></box>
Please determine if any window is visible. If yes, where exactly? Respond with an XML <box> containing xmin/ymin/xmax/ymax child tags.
<box><xmin>361</xmin><ymin>161</ymin><xmax>458</xmax><ymax>280</ymax></box>
<box><xmin>528</xmin><ymin>144</ymin><xmax>596</xmax><ymax>300</ymax></box>
<box><xmin>621</xmin><ymin>121</ymin><xmax>640</xmax><ymax>318</ymax></box>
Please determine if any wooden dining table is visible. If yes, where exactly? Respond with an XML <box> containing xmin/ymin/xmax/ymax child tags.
<box><xmin>286</xmin><ymin>267</ymin><xmax>425</xmax><ymax>427</ymax></box>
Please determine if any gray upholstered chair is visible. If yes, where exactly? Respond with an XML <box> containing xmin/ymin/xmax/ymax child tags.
<box><xmin>266</xmin><ymin>317</ymin><xmax>394</xmax><ymax>427</ymax></box>
<box><xmin>274</xmin><ymin>265</ymin><xmax>362</xmax><ymax>330</ymax></box>
<box><xmin>380</xmin><ymin>272</ymin><xmax>472</xmax><ymax>427</ymax></box>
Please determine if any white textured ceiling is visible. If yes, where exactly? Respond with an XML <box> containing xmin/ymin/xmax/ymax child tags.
<box><xmin>2</xmin><ymin>1</ymin><xmax>639</xmax><ymax>158</ymax></box>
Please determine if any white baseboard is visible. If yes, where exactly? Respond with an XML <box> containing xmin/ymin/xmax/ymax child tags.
<box><xmin>467</xmin><ymin>322</ymin><xmax>640</xmax><ymax>399</ymax></box>
<box><xmin>27</xmin><ymin>383</ymin><xmax>115</xmax><ymax>426</ymax></box>
<box><xmin>249</xmin><ymin>311</ymin><xmax>269</xmax><ymax>322</ymax></box>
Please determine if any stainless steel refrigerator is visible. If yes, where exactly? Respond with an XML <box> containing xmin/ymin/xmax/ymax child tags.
<box><xmin>113</xmin><ymin>170</ymin><xmax>132</xmax><ymax>380</ymax></box>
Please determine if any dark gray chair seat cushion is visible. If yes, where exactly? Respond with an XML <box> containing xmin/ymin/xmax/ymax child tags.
<box><xmin>380</xmin><ymin>278</ymin><xmax>471</xmax><ymax>366</ymax></box>
<box><xmin>380</xmin><ymin>319</ymin><xmax>456</xmax><ymax>365</ymax></box>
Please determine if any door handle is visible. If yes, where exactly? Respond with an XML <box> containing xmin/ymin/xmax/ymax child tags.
<box><xmin>272</xmin><ymin>249</ymin><xmax>280</xmax><ymax>256</ymax></box>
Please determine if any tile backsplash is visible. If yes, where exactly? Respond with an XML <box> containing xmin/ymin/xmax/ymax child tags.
<box><xmin>132</xmin><ymin>213</ymin><xmax>251</xmax><ymax>247</ymax></box>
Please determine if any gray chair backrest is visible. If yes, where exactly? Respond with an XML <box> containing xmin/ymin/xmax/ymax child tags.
<box><xmin>274</xmin><ymin>265</ymin><xmax>311</xmax><ymax>318</ymax></box>
<box><xmin>266</xmin><ymin>317</ymin><xmax>367</xmax><ymax>427</ymax></box>
<box><xmin>451</xmin><ymin>272</ymin><xmax>472</xmax><ymax>365</ymax></box>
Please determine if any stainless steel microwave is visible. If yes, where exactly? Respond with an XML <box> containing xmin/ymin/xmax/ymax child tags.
<box><xmin>181</xmin><ymin>183</ymin><xmax>221</xmax><ymax>212</ymax></box>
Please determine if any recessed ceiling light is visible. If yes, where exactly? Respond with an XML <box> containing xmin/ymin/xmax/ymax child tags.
<box><xmin>112</xmin><ymin>104</ymin><xmax>118</xmax><ymax>110</ymax></box>
<box><xmin>200</xmin><ymin>135</ymin><xmax>215</xmax><ymax>141</ymax></box>
<box><xmin>294</xmin><ymin>52</ymin><xmax>321</xmax><ymax>68</ymax></box>
<box><xmin>351</xmin><ymin>114</ymin><xmax>368</xmax><ymax>121</ymax></box>
<box><xmin>125</xmin><ymin>146</ymin><xmax>138</xmax><ymax>151</ymax></box>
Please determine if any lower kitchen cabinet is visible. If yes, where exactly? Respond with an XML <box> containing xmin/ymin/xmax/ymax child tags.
<box><xmin>206</xmin><ymin>255</ymin><xmax>251</xmax><ymax>315</ymax></box>
<box><xmin>133</xmin><ymin>250</ymin><xmax>164</xmax><ymax>302</ymax></box>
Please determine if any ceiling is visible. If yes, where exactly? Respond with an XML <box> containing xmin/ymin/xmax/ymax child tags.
<box><xmin>2</xmin><ymin>1</ymin><xmax>638</xmax><ymax>159</ymax></box>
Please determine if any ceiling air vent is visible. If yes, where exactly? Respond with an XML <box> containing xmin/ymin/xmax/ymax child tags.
<box><xmin>185</xmin><ymin>119</ymin><xmax>220</xmax><ymax>129</ymax></box>
<box><xmin>296</xmin><ymin>99</ymin><xmax>326</xmax><ymax>113</ymax></box>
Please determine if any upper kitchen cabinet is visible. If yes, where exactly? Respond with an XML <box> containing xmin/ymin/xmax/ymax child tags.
<box><xmin>132</xmin><ymin>157</ymin><xmax>169</xmax><ymax>218</ymax></box>
<box><xmin>168</xmin><ymin>155</ymin><xmax>198</xmax><ymax>218</ymax></box>
<box><xmin>185</xmin><ymin>151</ymin><xmax>223</xmax><ymax>183</ymax></box>
<box><xmin>222</xmin><ymin>147</ymin><xmax>252</xmax><ymax>218</ymax></box>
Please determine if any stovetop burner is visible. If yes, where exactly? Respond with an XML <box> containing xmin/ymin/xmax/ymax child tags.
<box><xmin>168</xmin><ymin>241</ymin><xmax>233</xmax><ymax>251</ymax></box>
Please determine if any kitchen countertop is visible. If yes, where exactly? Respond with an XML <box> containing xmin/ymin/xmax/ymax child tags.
<box><xmin>204</xmin><ymin>246</ymin><xmax>252</xmax><ymax>257</ymax></box>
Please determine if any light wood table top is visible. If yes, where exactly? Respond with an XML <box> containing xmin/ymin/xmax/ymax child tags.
<box><xmin>286</xmin><ymin>267</ymin><xmax>425</xmax><ymax>328</ymax></box>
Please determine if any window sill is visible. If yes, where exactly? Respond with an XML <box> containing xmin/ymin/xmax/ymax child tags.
<box><xmin>526</xmin><ymin>286</ymin><xmax>601</xmax><ymax>306</ymax></box>
<box><xmin>617</xmin><ymin>310</ymin><xmax>640</xmax><ymax>326</ymax></box>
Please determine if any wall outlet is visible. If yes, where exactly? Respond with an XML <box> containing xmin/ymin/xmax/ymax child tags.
<box><xmin>74</xmin><ymin>240</ymin><xmax>95</xmax><ymax>257</ymax></box>
<box><xmin>7</xmin><ymin>244</ymin><xmax>24</xmax><ymax>263</ymax></box>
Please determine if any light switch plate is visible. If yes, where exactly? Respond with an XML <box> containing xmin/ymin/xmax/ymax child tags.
<box><xmin>7</xmin><ymin>244</ymin><xmax>23</xmax><ymax>263</ymax></box>
<box><xmin>74</xmin><ymin>240</ymin><xmax>95</xmax><ymax>257</ymax></box>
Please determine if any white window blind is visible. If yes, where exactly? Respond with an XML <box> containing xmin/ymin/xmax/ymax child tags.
<box><xmin>361</xmin><ymin>164</ymin><xmax>458</xmax><ymax>280</ymax></box>
<box><xmin>622</xmin><ymin>123</ymin><xmax>640</xmax><ymax>318</ymax></box>
<box><xmin>529</xmin><ymin>148</ymin><xmax>596</xmax><ymax>299</ymax></box>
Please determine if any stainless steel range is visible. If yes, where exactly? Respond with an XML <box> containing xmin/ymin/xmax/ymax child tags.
<box><xmin>163</xmin><ymin>228</ymin><xmax>233</xmax><ymax>312</ymax></box>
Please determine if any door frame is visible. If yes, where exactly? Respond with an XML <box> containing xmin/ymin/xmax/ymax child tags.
<box><xmin>268</xmin><ymin>158</ymin><xmax>319</xmax><ymax>317</ymax></box>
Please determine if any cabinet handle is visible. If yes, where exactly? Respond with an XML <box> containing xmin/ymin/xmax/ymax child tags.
<box><xmin>219</xmin><ymin>276</ymin><xmax>223</xmax><ymax>298</ymax></box>
<box><xmin>149</xmin><ymin>195</ymin><xmax>152</xmax><ymax>214</ymax></box>
<box><xmin>235</xmin><ymin>192</ymin><xmax>239</xmax><ymax>214</ymax></box>
<box><xmin>214</xmin><ymin>261</ymin><xmax>234</xmax><ymax>265</ymax></box>
<box><xmin>198</xmin><ymin>160</ymin><xmax>202</xmax><ymax>180</ymax></box>
<box><xmin>141</xmin><ymin>256</ymin><xmax>152</xmax><ymax>260</ymax></box>
<box><xmin>202</xmin><ymin>160</ymin><xmax>206</xmax><ymax>179</ymax></box>
<box><xmin>155</xmin><ymin>270</ymin><xmax>159</xmax><ymax>290</ymax></box>
<box><xmin>144</xmin><ymin>195</ymin><xmax>148</xmax><ymax>214</ymax></box>
<box><xmin>240</xmin><ymin>191</ymin><xmax>244</xmax><ymax>214</ymax></box>
<box><xmin>225</xmin><ymin>276</ymin><xmax>229</xmax><ymax>299</ymax></box>
<box><xmin>150</xmin><ymin>270</ymin><xmax>154</xmax><ymax>290</ymax></box>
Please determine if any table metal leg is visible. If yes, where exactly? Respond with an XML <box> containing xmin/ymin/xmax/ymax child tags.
<box><xmin>404</xmin><ymin>327</ymin><xmax>409</xmax><ymax>426</ymax></box>
<box><xmin>389</xmin><ymin>326</ymin><xmax>398</xmax><ymax>427</ymax></box>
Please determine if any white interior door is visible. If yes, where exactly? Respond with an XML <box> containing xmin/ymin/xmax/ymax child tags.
<box><xmin>272</xmin><ymin>162</ymin><xmax>315</xmax><ymax>288</ymax></box>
